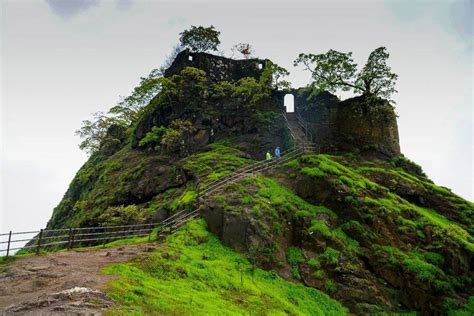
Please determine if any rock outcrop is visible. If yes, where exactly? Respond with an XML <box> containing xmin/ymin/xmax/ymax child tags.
<box><xmin>289</xmin><ymin>89</ymin><xmax>400</xmax><ymax>157</ymax></box>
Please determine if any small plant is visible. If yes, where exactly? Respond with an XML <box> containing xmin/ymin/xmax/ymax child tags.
<box><xmin>139</xmin><ymin>126</ymin><xmax>170</xmax><ymax>151</ymax></box>
<box><xmin>231</xmin><ymin>43</ymin><xmax>254</xmax><ymax>59</ymax></box>
<box><xmin>312</xmin><ymin>270</ymin><xmax>325</xmax><ymax>280</ymax></box>
<box><xmin>287</xmin><ymin>247</ymin><xmax>304</xmax><ymax>279</ymax></box>
<box><xmin>325</xmin><ymin>280</ymin><xmax>337</xmax><ymax>293</ymax></box>
<box><xmin>320</xmin><ymin>247</ymin><xmax>340</xmax><ymax>265</ymax></box>
<box><xmin>308</xmin><ymin>258</ymin><xmax>321</xmax><ymax>269</ymax></box>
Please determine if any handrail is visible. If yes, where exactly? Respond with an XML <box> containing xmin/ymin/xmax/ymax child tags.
<box><xmin>201</xmin><ymin>145</ymin><xmax>303</xmax><ymax>195</ymax></box>
<box><xmin>200</xmin><ymin>146</ymin><xmax>302</xmax><ymax>197</ymax></box>
<box><xmin>201</xmin><ymin>144</ymin><xmax>298</xmax><ymax>193</ymax></box>
<box><xmin>1</xmin><ymin>110</ymin><xmax>321</xmax><ymax>257</ymax></box>
<box><xmin>201</xmin><ymin>146</ymin><xmax>307</xmax><ymax>197</ymax></box>
<box><xmin>296</xmin><ymin>112</ymin><xmax>313</xmax><ymax>143</ymax></box>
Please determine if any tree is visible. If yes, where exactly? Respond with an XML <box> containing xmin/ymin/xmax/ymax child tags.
<box><xmin>179</xmin><ymin>25</ymin><xmax>221</xmax><ymax>53</ymax></box>
<box><xmin>231</xmin><ymin>43</ymin><xmax>254</xmax><ymax>59</ymax></box>
<box><xmin>355</xmin><ymin>47</ymin><xmax>398</xmax><ymax>99</ymax></box>
<box><xmin>294</xmin><ymin>49</ymin><xmax>358</xmax><ymax>94</ymax></box>
<box><xmin>294</xmin><ymin>47</ymin><xmax>398</xmax><ymax>100</ymax></box>
<box><xmin>75</xmin><ymin>112</ymin><xmax>122</xmax><ymax>155</ymax></box>
<box><xmin>261</xmin><ymin>61</ymin><xmax>291</xmax><ymax>91</ymax></box>
<box><xmin>159</xmin><ymin>43</ymin><xmax>184</xmax><ymax>73</ymax></box>
<box><xmin>161</xmin><ymin>119</ymin><xmax>196</xmax><ymax>156</ymax></box>
<box><xmin>76</xmin><ymin>68</ymin><xmax>163</xmax><ymax>155</ymax></box>
<box><xmin>109</xmin><ymin>68</ymin><xmax>163</xmax><ymax>124</ymax></box>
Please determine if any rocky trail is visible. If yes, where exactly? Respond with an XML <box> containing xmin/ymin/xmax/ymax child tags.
<box><xmin>0</xmin><ymin>242</ymin><xmax>156</xmax><ymax>315</ymax></box>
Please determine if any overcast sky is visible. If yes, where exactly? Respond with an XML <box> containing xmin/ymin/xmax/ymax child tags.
<box><xmin>1</xmin><ymin>0</ymin><xmax>472</xmax><ymax>233</ymax></box>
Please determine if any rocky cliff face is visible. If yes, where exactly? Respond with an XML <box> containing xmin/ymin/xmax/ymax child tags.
<box><xmin>46</xmin><ymin>52</ymin><xmax>473</xmax><ymax>314</ymax></box>
<box><xmin>292</xmin><ymin>90</ymin><xmax>400</xmax><ymax>157</ymax></box>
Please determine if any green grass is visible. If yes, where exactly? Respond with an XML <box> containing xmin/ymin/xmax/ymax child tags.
<box><xmin>320</xmin><ymin>247</ymin><xmax>340</xmax><ymax>265</ymax></box>
<box><xmin>247</xmin><ymin>176</ymin><xmax>337</xmax><ymax>220</ymax></box>
<box><xmin>447</xmin><ymin>296</ymin><xmax>474</xmax><ymax>315</ymax></box>
<box><xmin>287</xmin><ymin>247</ymin><xmax>304</xmax><ymax>279</ymax></box>
<box><xmin>373</xmin><ymin>246</ymin><xmax>447</xmax><ymax>284</ymax></box>
<box><xmin>294</xmin><ymin>155</ymin><xmax>382</xmax><ymax>195</ymax></box>
<box><xmin>170</xmin><ymin>188</ymin><xmax>198</xmax><ymax>211</ymax></box>
<box><xmin>183</xmin><ymin>143</ymin><xmax>251</xmax><ymax>189</ymax></box>
<box><xmin>293</xmin><ymin>155</ymin><xmax>474</xmax><ymax>254</ymax></box>
<box><xmin>103</xmin><ymin>219</ymin><xmax>347</xmax><ymax>315</ymax></box>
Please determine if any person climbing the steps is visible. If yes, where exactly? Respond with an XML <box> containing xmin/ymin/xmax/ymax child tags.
<box><xmin>275</xmin><ymin>146</ymin><xmax>281</xmax><ymax>159</ymax></box>
<box><xmin>266</xmin><ymin>151</ymin><xmax>272</xmax><ymax>161</ymax></box>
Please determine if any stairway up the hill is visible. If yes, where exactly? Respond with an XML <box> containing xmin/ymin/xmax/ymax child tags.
<box><xmin>285</xmin><ymin>113</ymin><xmax>312</xmax><ymax>147</ymax></box>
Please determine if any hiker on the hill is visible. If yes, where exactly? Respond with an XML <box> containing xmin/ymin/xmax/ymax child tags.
<box><xmin>275</xmin><ymin>146</ymin><xmax>281</xmax><ymax>158</ymax></box>
<box><xmin>266</xmin><ymin>151</ymin><xmax>272</xmax><ymax>161</ymax></box>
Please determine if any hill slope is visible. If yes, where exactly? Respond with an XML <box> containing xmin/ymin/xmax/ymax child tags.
<box><xmin>43</xmin><ymin>53</ymin><xmax>473</xmax><ymax>314</ymax></box>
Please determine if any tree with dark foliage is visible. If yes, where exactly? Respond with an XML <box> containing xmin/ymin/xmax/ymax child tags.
<box><xmin>179</xmin><ymin>25</ymin><xmax>221</xmax><ymax>53</ymax></box>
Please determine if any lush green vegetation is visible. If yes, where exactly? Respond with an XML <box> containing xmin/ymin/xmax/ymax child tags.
<box><xmin>103</xmin><ymin>220</ymin><xmax>347</xmax><ymax>315</ymax></box>
<box><xmin>373</xmin><ymin>245</ymin><xmax>448</xmax><ymax>286</ymax></box>
<box><xmin>287</xmin><ymin>154</ymin><xmax>474</xmax><ymax>254</ymax></box>
<box><xmin>183</xmin><ymin>143</ymin><xmax>251</xmax><ymax>188</ymax></box>
<box><xmin>294</xmin><ymin>47</ymin><xmax>398</xmax><ymax>101</ymax></box>
<box><xmin>287</xmin><ymin>247</ymin><xmax>304</xmax><ymax>279</ymax></box>
<box><xmin>47</xmin><ymin>146</ymin><xmax>183</xmax><ymax>229</ymax></box>
<box><xmin>448</xmin><ymin>296</ymin><xmax>474</xmax><ymax>315</ymax></box>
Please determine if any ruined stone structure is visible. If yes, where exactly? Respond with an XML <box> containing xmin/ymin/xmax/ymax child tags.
<box><xmin>288</xmin><ymin>89</ymin><xmax>401</xmax><ymax>157</ymax></box>
<box><xmin>165</xmin><ymin>49</ymin><xmax>266</xmax><ymax>83</ymax></box>
<box><xmin>164</xmin><ymin>50</ymin><xmax>400</xmax><ymax>157</ymax></box>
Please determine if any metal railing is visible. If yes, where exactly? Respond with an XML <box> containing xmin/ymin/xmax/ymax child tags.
<box><xmin>296</xmin><ymin>111</ymin><xmax>314</xmax><ymax>143</ymax></box>
<box><xmin>1</xmin><ymin>113</ymin><xmax>320</xmax><ymax>257</ymax></box>
<box><xmin>0</xmin><ymin>208</ymin><xmax>198</xmax><ymax>257</ymax></box>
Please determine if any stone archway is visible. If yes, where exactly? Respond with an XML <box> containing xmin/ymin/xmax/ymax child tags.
<box><xmin>284</xmin><ymin>94</ymin><xmax>294</xmax><ymax>113</ymax></box>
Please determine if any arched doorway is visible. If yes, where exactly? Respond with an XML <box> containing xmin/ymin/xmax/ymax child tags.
<box><xmin>284</xmin><ymin>94</ymin><xmax>294</xmax><ymax>113</ymax></box>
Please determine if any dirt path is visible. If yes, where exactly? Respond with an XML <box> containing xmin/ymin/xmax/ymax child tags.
<box><xmin>0</xmin><ymin>242</ymin><xmax>157</xmax><ymax>315</ymax></box>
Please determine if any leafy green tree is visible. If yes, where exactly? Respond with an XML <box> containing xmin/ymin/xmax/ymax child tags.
<box><xmin>355</xmin><ymin>47</ymin><xmax>398</xmax><ymax>99</ymax></box>
<box><xmin>294</xmin><ymin>47</ymin><xmax>398</xmax><ymax>100</ymax></box>
<box><xmin>156</xmin><ymin>67</ymin><xmax>207</xmax><ymax>111</ymax></box>
<box><xmin>162</xmin><ymin>119</ymin><xmax>197</xmax><ymax>156</ymax></box>
<box><xmin>109</xmin><ymin>68</ymin><xmax>163</xmax><ymax>124</ymax></box>
<box><xmin>138</xmin><ymin>126</ymin><xmax>170</xmax><ymax>151</ymax></box>
<box><xmin>75</xmin><ymin>112</ymin><xmax>123</xmax><ymax>155</ymax></box>
<box><xmin>261</xmin><ymin>61</ymin><xmax>291</xmax><ymax>91</ymax></box>
<box><xmin>231</xmin><ymin>77</ymin><xmax>270</xmax><ymax>106</ymax></box>
<box><xmin>294</xmin><ymin>49</ymin><xmax>357</xmax><ymax>94</ymax></box>
<box><xmin>76</xmin><ymin>68</ymin><xmax>163</xmax><ymax>155</ymax></box>
<box><xmin>179</xmin><ymin>25</ymin><xmax>221</xmax><ymax>53</ymax></box>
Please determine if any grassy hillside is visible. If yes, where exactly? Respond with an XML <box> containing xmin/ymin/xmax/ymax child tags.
<box><xmin>195</xmin><ymin>150</ymin><xmax>473</xmax><ymax>314</ymax></box>
<box><xmin>103</xmin><ymin>219</ymin><xmax>347</xmax><ymax>315</ymax></box>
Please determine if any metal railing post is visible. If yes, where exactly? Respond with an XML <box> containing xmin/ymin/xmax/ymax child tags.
<box><xmin>70</xmin><ymin>228</ymin><xmax>76</xmax><ymax>250</ymax></box>
<box><xmin>36</xmin><ymin>229</ymin><xmax>43</xmax><ymax>255</ymax></box>
<box><xmin>67</xmin><ymin>228</ymin><xmax>73</xmax><ymax>249</ymax></box>
<box><xmin>6</xmin><ymin>231</ymin><xmax>12</xmax><ymax>257</ymax></box>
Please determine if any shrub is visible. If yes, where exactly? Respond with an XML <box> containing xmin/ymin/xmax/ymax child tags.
<box><xmin>98</xmin><ymin>204</ymin><xmax>145</xmax><ymax>226</ymax></box>
<box><xmin>139</xmin><ymin>126</ymin><xmax>170</xmax><ymax>150</ymax></box>
<box><xmin>287</xmin><ymin>247</ymin><xmax>304</xmax><ymax>279</ymax></box>
<box><xmin>313</xmin><ymin>270</ymin><xmax>325</xmax><ymax>280</ymax></box>
<box><xmin>325</xmin><ymin>280</ymin><xmax>337</xmax><ymax>293</ymax></box>
<box><xmin>308</xmin><ymin>258</ymin><xmax>321</xmax><ymax>269</ymax></box>
<box><xmin>320</xmin><ymin>248</ymin><xmax>340</xmax><ymax>265</ymax></box>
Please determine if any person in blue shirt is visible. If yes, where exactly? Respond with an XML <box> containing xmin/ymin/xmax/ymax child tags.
<box><xmin>275</xmin><ymin>146</ymin><xmax>281</xmax><ymax>158</ymax></box>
